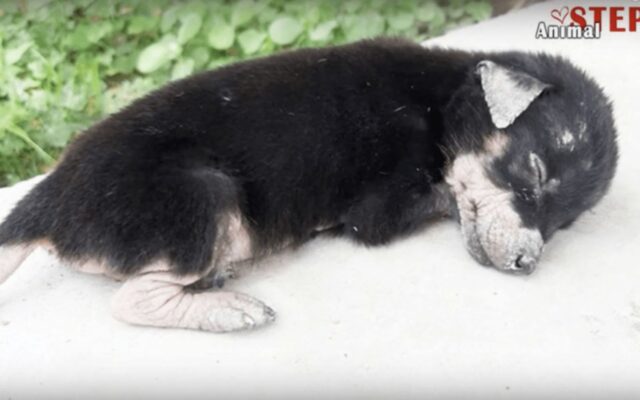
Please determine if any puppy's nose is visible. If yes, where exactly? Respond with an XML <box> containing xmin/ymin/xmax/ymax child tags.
<box><xmin>512</xmin><ymin>254</ymin><xmax>537</xmax><ymax>275</ymax></box>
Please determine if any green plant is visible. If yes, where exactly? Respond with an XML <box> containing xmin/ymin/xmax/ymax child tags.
<box><xmin>0</xmin><ymin>0</ymin><xmax>492</xmax><ymax>187</ymax></box>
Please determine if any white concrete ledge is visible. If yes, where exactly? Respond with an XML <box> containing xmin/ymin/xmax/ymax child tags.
<box><xmin>1</xmin><ymin>1</ymin><xmax>639</xmax><ymax>398</ymax></box>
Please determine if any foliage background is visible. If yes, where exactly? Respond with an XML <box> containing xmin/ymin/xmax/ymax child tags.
<box><xmin>0</xmin><ymin>0</ymin><xmax>491</xmax><ymax>187</ymax></box>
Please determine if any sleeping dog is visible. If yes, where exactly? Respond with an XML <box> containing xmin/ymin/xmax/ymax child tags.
<box><xmin>0</xmin><ymin>38</ymin><xmax>617</xmax><ymax>333</ymax></box>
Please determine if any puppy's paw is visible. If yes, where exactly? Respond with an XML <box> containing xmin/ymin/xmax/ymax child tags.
<box><xmin>206</xmin><ymin>292</ymin><xmax>276</xmax><ymax>333</ymax></box>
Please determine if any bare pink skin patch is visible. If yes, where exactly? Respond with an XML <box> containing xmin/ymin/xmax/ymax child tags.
<box><xmin>36</xmin><ymin>240</ymin><xmax>126</xmax><ymax>281</ymax></box>
<box><xmin>108</xmin><ymin>212</ymin><xmax>276</xmax><ymax>333</ymax></box>
<box><xmin>111</xmin><ymin>262</ymin><xmax>275</xmax><ymax>333</ymax></box>
<box><xmin>213</xmin><ymin>211</ymin><xmax>254</xmax><ymax>267</ymax></box>
<box><xmin>1</xmin><ymin>210</ymin><xmax>276</xmax><ymax>333</ymax></box>
<box><xmin>107</xmin><ymin>212</ymin><xmax>275</xmax><ymax>332</ymax></box>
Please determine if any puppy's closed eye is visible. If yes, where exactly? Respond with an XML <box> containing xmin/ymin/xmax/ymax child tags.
<box><xmin>528</xmin><ymin>152</ymin><xmax>547</xmax><ymax>187</ymax></box>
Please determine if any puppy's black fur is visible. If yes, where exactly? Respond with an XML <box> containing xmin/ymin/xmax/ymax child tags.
<box><xmin>0</xmin><ymin>38</ymin><xmax>617</xmax><ymax>277</ymax></box>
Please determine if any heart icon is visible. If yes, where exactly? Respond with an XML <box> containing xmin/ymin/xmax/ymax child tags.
<box><xmin>550</xmin><ymin>6</ymin><xmax>569</xmax><ymax>24</ymax></box>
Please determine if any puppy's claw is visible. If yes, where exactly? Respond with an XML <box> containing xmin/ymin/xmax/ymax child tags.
<box><xmin>264</xmin><ymin>306</ymin><xmax>277</xmax><ymax>321</ymax></box>
<box><xmin>242</xmin><ymin>314</ymin><xmax>256</xmax><ymax>328</ymax></box>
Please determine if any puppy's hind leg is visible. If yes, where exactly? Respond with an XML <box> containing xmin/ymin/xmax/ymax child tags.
<box><xmin>111</xmin><ymin>208</ymin><xmax>275</xmax><ymax>333</ymax></box>
<box><xmin>111</xmin><ymin>263</ymin><xmax>276</xmax><ymax>333</ymax></box>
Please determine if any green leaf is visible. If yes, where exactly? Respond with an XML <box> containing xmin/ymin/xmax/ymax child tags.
<box><xmin>104</xmin><ymin>78</ymin><xmax>156</xmax><ymax>114</ymax></box>
<box><xmin>87</xmin><ymin>21</ymin><xmax>113</xmax><ymax>43</ymax></box>
<box><xmin>62</xmin><ymin>25</ymin><xmax>91</xmax><ymax>50</ymax></box>
<box><xmin>416</xmin><ymin>2</ymin><xmax>443</xmax><ymax>22</ymax></box>
<box><xmin>447</xmin><ymin>7</ymin><xmax>466</xmax><ymax>19</ymax></box>
<box><xmin>27</xmin><ymin>89</ymin><xmax>48</xmax><ymax>111</ymax></box>
<box><xmin>309</xmin><ymin>20</ymin><xmax>338</xmax><ymax>42</ymax></box>
<box><xmin>416</xmin><ymin>3</ymin><xmax>446</xmax><ymax>32</ymax></box>
<box><xmin>127</xmin><ymin>15</ymin><xmax>158</xmax><ymax>35</ymax></box>
<box><xmin>96</xmin><ymin>49</ymin><xmax>115</xmax><ymax>66</ymax></box>
<box><xmin>161</xmin><ymin>5</ymin><xmax>181</xmax><ymax>33</ymax></box>
<box><xmin>110</xmin><ymin>52</ymin><xmax>137</xmax><ymax>76</ymax></box>
<box><xmin>177</xmin><ymin>2</ymin><xmax>208</xmax><ymax>20</ymax></box>
<box><xmin>464</xmin><ymin>2</ymin><xmax>492</xmax><ymax>21</ymax></box>
<box><xmin>27</xmin><ymin>59</ymin><xmax>48</xmax><ymax>79</ymax></box>
<box><xmin>387</xmin><ymin>13</ymin><xmax>414</xmax><ymax>31</ymax></box>
<box><xmin>85</xmin><ymin>0</ymin><xmax>116</xmax><ymax>18</ymax></box>
<box><xmin>268</xmin><ymin>16</ymin><xmax>303</xmax><ymax>45</ymax></box>
<box><xmin>208</xmin><ymin>18</ymin><xmax>235</xmax><ymax>50</ymax></box>
<box><xmin>257</xmin><ymin>6</ymin><xmax>278</xmax><ymax>25</ymax></box>
<box><xmin>171</xmin><ymin>58</ymin><xmax>195</xmax><ymax>80</ymax></box>
<box><xmin>178</xmin><ymin>13</ymin><xmax>203</xmax><ymax>44</ymax></box>
<box><xmin>238</xmin><ymin>29</ymin><xmax>266</xmax><ymax>55</ymax></box>
<box><xmin>304</xmin><ymin>5</ymin><xmax>322</xmax><ymax>26</ymax></box>
<box><xmin>60</xmin><ymin>82</ymin><xmax>88</xmax><ymax>111</ymax></box>
<box><xmin>0</xmin><ymin>135</ymin><xmax>25</xmax><ymax>156</ymax></box>
<box><xmin>5</xmin><ymin>123</ymin><xmax>54</xmax><ymax>162</ymax></box>
<box><xmin>62</xmin><ymin>22</ymin><xmax>112</xmax><ymax>50</ymax></box>
<box><xmin>41</xmin><ymin>115</ymin><xmax>80</xmax><ymax>148</ymax></box>
<box><xmin>231</xmin><ymin>0</ymin><xmax>257</xmax><ymax>27</ymax></box>
<box><xmin>5</xmin><ymin>41</ymin><xmax>32</xmax><ymax>65</ymax></box>
<box><xmin>343</xmin><ymin>1</ymin><xmax>361</xmax><ymax>13</ymax></box>
<box><xmin>11</xmin><ymin>78</ymin><xmax>40</xmax><ymax>102</ymax></box>
<box><xmin>187</xmin><ymin>46</ymin><xmax>211</xmax><ymax>69</ymax></box>
<box><xmin>136</xmin><ymin>35</ymin><xmax>182</xmax><ymax>74</ymax></box>
<box><xmin>342</xmin><ymin>13</ymin><xmax>385</xmax><ymax>42</ymax></box>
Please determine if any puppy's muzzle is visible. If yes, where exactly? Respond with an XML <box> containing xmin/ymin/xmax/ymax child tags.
<box><xmin>461</xmin><ymin>213</ymin><xmax>544</xmax><ymax>276</ymax></box>
<box><xmin>504</xmin><ymin>236</ymin><xmax>543</xmax><ymax>275</ymax></box>
<box><xmin>487</xmin><ymin>227</ymin><xmax>543</xmax><ymax>275</ymax></box>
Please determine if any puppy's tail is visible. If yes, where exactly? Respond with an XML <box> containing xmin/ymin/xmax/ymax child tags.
<box><xmin>0</xmin><ymin>244</ymin><xmax>36</xmax><ymax>285</ymax></box>
<box><xmin>0</xmin><ymin>178</ymin><xmax>52</xmax><ymax>285</ymax></box>
<box><xmin>0</xmin><ymin>202</ymin><xmax>44</xmax><ymax>284</ymax></box>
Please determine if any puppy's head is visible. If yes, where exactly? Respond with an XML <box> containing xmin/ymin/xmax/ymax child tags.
<box><xmin>443</xmin><ymin>54</ymin><xmax>617</xmax><ymax>275</ymax></box>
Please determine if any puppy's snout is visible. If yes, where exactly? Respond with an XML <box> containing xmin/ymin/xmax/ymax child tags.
<box><xmin>512</xmin><ymin>254</ymin><xmax>538</xmax><ymax>275</ymax></box>
<box><xmin>481</xmin><ymin>225</ymin><xmax>543</xmax><ymax>275</ymax></box>
<box><xmin>505</xmin><ymin>236</ymin><xmax>543</xmax><ymax>275</ymax></box>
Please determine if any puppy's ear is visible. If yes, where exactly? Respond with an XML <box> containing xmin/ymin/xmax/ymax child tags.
<box><xmin>476</xmin><ymin>60</ymin><xmax>550</xmax><ymax>129</ymax></box>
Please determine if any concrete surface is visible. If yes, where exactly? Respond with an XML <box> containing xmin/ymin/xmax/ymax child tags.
<box><xmin>1</xmin><ymin>1</ymin><xmax>639</xmax><ymax>398</ymax></box>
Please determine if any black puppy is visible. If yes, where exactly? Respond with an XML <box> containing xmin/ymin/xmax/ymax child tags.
<box><xmin>0</xmin><ymin>38</ymin><xmax>617</xmax><ymax>332</ymax></box>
